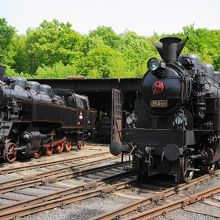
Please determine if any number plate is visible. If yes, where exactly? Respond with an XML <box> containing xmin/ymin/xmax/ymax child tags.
<box><xmin>150</xmin><ymin>100</ymin><xmax>168</xmax><ymax>108</ymax></box>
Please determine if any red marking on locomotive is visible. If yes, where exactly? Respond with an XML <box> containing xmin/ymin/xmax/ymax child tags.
<box><xmin>152</xmin><ymin>81</ymin><xmax>165</xmax><ymax>95</ymax></box>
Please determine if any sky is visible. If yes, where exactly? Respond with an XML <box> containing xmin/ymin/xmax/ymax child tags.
<box><xmin>1</xmin><ymin>0</ymin><xmax>220</xmax><ymax>36</ymax></box>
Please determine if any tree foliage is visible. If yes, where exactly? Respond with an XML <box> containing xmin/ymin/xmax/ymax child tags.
<box><xmin>0</xmin><ymin>19</ymin><xmax>219</xmax><ymax>79</ymax></box>
<box><xmin>88</xmin><ymin>26</ymin><xmax>121</xmax><ymax>49</ymax></box>
<box><xmin>77</xmin><ymin>45</ymin><xmax>129</xmax><ymax>78</ymax></box>
<box><xmin>0</xmin><ymin>18</ymin><xmax>16</xmax><ymax>65</ymax></box>
<box><xmin>181</xmin><ymin>25</ymin><xmax>220</xmax><ymax>70</ymax></box>
<box><xmin>14</xmin><ymin>19</ymin><xmax>84</xmax><ymax>74</ymax></box>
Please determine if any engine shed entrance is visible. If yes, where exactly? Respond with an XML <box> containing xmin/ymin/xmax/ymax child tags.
<box><xmin>34</xmin><ymin>78</ymin><xmax>141</xmax><ymax>142</ymax></box>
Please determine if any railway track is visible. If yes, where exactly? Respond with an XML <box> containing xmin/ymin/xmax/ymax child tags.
<box><xmin>126</xmin><ymin>185</ymin><xmax>220</xmax><ymax>220</ymax></box>
<box><xmin>0</xmin><ymin>162</ymin><xmax>134</xmax><ymax>219</ymax></box>
<box><xmin>0</xmin><ymin>154</ymin><xmax>123</xmax><ymax>193</ymax></box>
<box><xmin>0</xmin><ymin>160</ymin><xmax>219</xmax><ymax>219</ymax></box>
<box><xmin>92</xmin><ymin>170</ymin><xmax>220</xmax><ymax>220</ymax></box>
<box><xmin>1</xmin><ymin>143</ymin><xmax>219</xmax><ymax>220</ymax></box>
<box><xmin>0</xmin><ymin>150</ymin><xmax>110</xmax><ymax>175</ymax></box>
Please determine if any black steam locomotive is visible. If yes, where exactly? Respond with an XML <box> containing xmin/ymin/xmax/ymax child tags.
<box><xmin>0</xmin><ymin>66</ymin><xmax>96</xmax><ymax>163</ymax></box>
<box><xmin>110</xmin><ymin>36</ymin><xmax>220</xmax><ymax>183</ymax></box>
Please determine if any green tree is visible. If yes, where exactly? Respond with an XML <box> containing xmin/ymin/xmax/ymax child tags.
<box><xmin>12</xmin><ymin>35</ymin><xmax>29</xmax><ymax>73</ymax></box>
<box><xmin>181</xmin><ymin>25</ymin><xmax>220</xmax><ymax>70</ymax></box>
<box><xmin>35</xmin><ymin>62</ymin><xmax>78</xmax><ymax>79</ymax></box>
<box><xmin>15</xmin><ymin>19</ymin><xmax>85</xmax><ymax>74</ymax></box>
<box><xmin>77</xmin><ymin>45</ymin><xmax>130</xmax><ymax>78</ymax></box>
<box><xmin>3</xmin><ymin>18</ymin><xmax>220</xmax><ymax>79</ymax></box>
<box><xmin>88</xmin><ymin>26</ymin><xmax>121</xmax><ymax>49</ymax></box>
<box><xmin>82</xmin><ymin>35</ymin><xmax>105</xmax><ymax>54</ymax></box>
<box><xmin>119</xmin><ymin>31</ymin><xmax>157</xmax><ymax>76</ymax></box>
<box><xmin>0</xmin><ymin>18</ymin><xmax>16</xmax><ymax>65</ymax></box>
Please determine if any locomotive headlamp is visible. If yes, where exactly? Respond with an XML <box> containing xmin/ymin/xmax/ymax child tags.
<box><xmin>147</xmin><ymin>58</ymin><xmax>160</xmax><ymax>71</ymax></box>
<box><xmin>147</xmin><ymin>58</ymin><xmax>166</xmax><ymax>72</ymax></box>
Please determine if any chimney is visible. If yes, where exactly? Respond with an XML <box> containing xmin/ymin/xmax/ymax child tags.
<box><xmin>155</xmin><ymin>36</ymin><xmax>188</xmax><ymax>62</ymax></box>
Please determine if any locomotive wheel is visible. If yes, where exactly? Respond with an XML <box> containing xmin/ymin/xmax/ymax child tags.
<box><xmin>56</xmin><ymin>144</ymin><xmax>63</xmax><ymax>154</ymax></box>
<box><xmin>207</xmin><ymin>163</ymin><xmax>215</xmax><ymax>174</ymax></box>
<box><xmin>65</xmin><ymin>142</ymin><xmax>72</xmax><ymax>152</ymax></box>
<box><xmin>34</xmin><ymin>149</ymin><xmax>42</xmax><ymax>159</ymax></box>
<box><xmin>179</xmin><ymin>158</ymin><xmax>194</xmax><ymax>183</ymax></box>
<box><xmin>3</xmin><ymin>142</ymin><xmax>17</xmax><ymax>163</ymax></box>
<box><xmin>45</xmin><ymin>145</ymin><xmax>53</xmax><ymax>156</ymax></box>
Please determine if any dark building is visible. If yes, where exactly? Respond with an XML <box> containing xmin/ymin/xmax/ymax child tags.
<box><xmin>35</xmin><ymin>78</ymin><xmax>141</xmax><ymax>113</ymax></box>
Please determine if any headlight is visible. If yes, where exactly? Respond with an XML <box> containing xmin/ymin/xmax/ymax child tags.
<box><xmin>147</xmin><ymin>58</ymin><xmax>166</xmax><ymax>72</ymax></box>
<box><xmin>147</xmin><ymin>58</ymin><xmax>160</xmax><ymax>71</ymax></box>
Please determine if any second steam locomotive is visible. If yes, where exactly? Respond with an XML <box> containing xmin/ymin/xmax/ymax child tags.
<box><xmin>0</xmin><ymin>67</ymin><xmax>96</xmax><ymax>163</ymax></box>
<box><xmin>111</xmin><ymin>36</ymin><xmax>220</xmax><ymax>183</ymax></box>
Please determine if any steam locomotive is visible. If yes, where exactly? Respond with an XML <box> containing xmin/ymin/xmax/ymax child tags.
<box><xmin>0</xmin><ymin>66</ymin><xmax>96</xmax><ymax>163</ymax></box>
<box><xmin>110</xmin><ymin>36</ymin><xmax>220</xmax><ymax>183</ymax></box>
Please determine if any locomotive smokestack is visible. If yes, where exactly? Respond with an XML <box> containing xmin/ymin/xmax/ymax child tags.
<box><xmin>155</xmin><ymin>36</ymin><xmax>188</xmax><ymax>62</ymax></box>
<box><xmin>0</xmin><ymin>65</ymin><xmax>6</xmax><ymax>81</ymax></box>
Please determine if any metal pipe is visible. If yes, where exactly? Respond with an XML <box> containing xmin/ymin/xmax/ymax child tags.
<box><xmin>190</xmin><ymin>154</ymin><xmax>203</xmax><ymax>160</ymax></box>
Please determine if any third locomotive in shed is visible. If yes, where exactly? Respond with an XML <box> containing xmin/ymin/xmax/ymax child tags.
<box><xmin>110</xmin><ymin>36</ymin><xmax>220</xmax><ymax>183</ymax></box>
